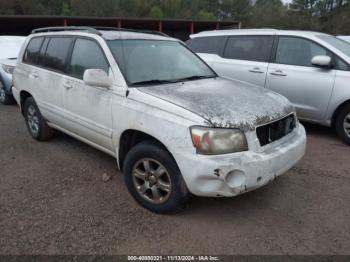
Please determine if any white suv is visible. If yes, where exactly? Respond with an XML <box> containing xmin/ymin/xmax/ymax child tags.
<box><xmin>13</xmin><ymin>27</ymin><xmax>306</xmax><ymax>213</ymax></box>
<box><xmin>188</xmin><ymin>29</ymin><xmax>350</xmax><ymax>145</ymax></box>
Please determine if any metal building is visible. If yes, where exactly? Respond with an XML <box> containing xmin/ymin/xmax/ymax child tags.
<box><xmin>0</xmin><ymin>15</ymin><xmax>240</xmax><ymax>40</ymax></box>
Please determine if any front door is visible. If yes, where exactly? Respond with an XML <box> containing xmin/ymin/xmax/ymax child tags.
<box><xmin>265</xmin><ymin>36</ymin><xmax>336</xmax><ymax>121</ymax></box>
<box><xmin>62</xmin><ymin>38</ymin><xmax>114</xmax><ymax>151</ymax></box>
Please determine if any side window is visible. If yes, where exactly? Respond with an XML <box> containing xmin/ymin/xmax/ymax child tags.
<box><xmin>37</xmin><ymin>38</ymin><xmax>50</xmax><ymax>67</ymax></box>
<box><xmin>68</xmin><ymin>38</ymin><xmax>109</xmax><ymax>80</ymax></box>
<box><xmin>335</xmin><ymin>57</ymin><xmax>349</xmax><ymax>71</ymax></box>
<box><xmin>187</xmin><ymin>36</ymin><xmax>227</xmax><ymax>55</ymax></box>
<box><xmin>42</xmin><ymin>37</ymin><xmax>72</xmax><ymax>72</ymax></box>
<box><xmin>275</xmin><ymin>37</ymin><xmax>328</xmax><ymax>67</ymax></box>
<box><xmin>23</xmin><ymin>37</ymin><xmax>44</xmax><ymax>65</ymax></box>
<box><xmin>223</xmin><ymin>36</ymin><xmax>274</xmax><ymax>62</ymax></box>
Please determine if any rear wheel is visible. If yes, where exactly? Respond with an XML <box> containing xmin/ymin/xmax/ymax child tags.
<box><xmin>0</xmin><ymin>84</ymin><xmax>15</xmax><ymax>105</ymax></box>
<box><xmin>23</xmin><ymin>97</ymin><xmax>54</xmax><ymax>141</ymax></box>
<box><xmin>335</xmin><ymin>104</ymin><xmax>350</xmax><ymax>145</ymax></box>
<box><xmin>123</xmin><ymin>141</ymin><xmax>189</xmax><ymax>214</ymax></box>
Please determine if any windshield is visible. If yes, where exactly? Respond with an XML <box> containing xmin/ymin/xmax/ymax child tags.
<box><xmin>107</xmin><ymin>40</ymin><xmax>216</xmax><ymax>86</ymax></box>
<box><xmin>318</xmin><ymin>35</ymin><xmax>350</xmax><ymax>58</ymax></box>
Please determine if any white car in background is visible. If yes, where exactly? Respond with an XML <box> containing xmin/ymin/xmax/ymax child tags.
<box><xmin>0</xmin><ymin>36</ymin><xmax>26</xmax><ymax>105</ymax></box>
<box><xmin>188</xmin><ymin>29</ymin><xmax>350</xmax><ymax>145</ymax></box>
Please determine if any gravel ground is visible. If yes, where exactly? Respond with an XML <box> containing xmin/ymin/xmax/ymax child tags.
<box><xmin>0</xmin><ymin>103</ymin><xmax>350</xmax><ymax>255</ymax></box>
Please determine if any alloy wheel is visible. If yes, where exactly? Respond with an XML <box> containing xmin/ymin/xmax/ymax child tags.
<box><xmin>132</xmin><ymin>158</ymin><xmax>172</xmax><ymax>204</ymax></box>
<box><xmin>27</xmin><ymin>105</ymin><xmax>40</xmax><ymax>136</ymax></box>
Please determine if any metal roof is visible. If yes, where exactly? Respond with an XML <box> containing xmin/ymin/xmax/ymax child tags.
<box><xmin>0</xmin><ymin>15</ymin><xmax>240</xmax><ymax>40</ymax></box>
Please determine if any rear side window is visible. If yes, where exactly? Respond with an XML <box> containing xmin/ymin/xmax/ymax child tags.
<box><xmin>37</xmin><ymin>38</ymin><xmax>50</xmax><ymax>66</ymax></box>
<box><xmin>223</xmin><ymin>36</ymin><xmax>274</xmax><ymax>62</ymax></box>
<box><xmin>275</xmin><ymin>37</ymin><xmax>328</xmax><ymax>67</ymax></box>
<box><xmin>68</xmin><ymin>38</ymin><xmax>109</xmax><ymax>79</ymax></box>
<box><xmin>187</xmin><ymin>36</ymin><xmax>227</xmax><ymax>55</ymax></box>
<box><xmin>23</xmin><ymin>37</ymin><xmax>44</xmax><ymax>65</ymax></box>
<box><xmin>42</xmin><ymin>37</ymin><xmax>72</xmax><ymax>72</ymax></box>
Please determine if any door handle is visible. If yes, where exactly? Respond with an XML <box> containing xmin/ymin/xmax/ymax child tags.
<box><xmin>63</xmin><ymin>82</ymin><xmax>73</xmax><ymax>90</ymax></box>
<box><xmin>249</xmin><ymin>67</ymin><xmax>265</xmax><ymax>74</ymax></box>
<box><xmin>270</xmin><ymin>70</ymin><xmax>287</xmax><ymax>77</ymax></box>
<box><xmin>31</xmin><ymin>72</ymin><xmax>39</xmax><ymax>79</ymax></box>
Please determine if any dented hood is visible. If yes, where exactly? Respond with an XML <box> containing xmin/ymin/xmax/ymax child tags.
<box><xmin>138</xmin><ymin>77</ymin><xmax>294</xmax><ymax>131</ymax></box>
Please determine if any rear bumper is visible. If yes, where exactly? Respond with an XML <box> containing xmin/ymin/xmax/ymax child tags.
<box><xmin>175</xmin><ymin>123</ymin><xmax>306</xmax><ymax>197</ymax></box>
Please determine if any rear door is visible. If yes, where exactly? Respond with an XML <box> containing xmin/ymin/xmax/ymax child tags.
<box><xmin>35</xmin><ymin>36</ymin><xmax>73</xmax><ymax>125</ymax></box>
<box><xmin>62</xmin><ymin>37</ymin><xmax>114</xmax><ymax>151</ymax></box>
<box><xmin>265</xmin><ymin>36</ymin><xmax>336</xmax><ymax>121</ymax></box>
<box><xmin>17</xmin><ymin>37</ymin><xmax>45</xmax><ymax>103</ymax></box>
<box><xmin>212</xmin><ymin>35</ymin><xmax>275</xmax><ymax>87</ymax></box>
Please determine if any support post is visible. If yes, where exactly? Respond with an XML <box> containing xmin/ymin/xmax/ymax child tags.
<box><xmin>158</xmin><ymin>21</ymin><xmax>163</xmax><ymax>32</ymax></box>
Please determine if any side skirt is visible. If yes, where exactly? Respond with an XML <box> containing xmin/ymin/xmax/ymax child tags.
<box><xmin>47</xmin><ymin>122</ymin><xmax>117</xmax><ymax>159</ymax></box>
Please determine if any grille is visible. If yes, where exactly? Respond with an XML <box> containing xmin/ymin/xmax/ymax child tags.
<box><xmin>256</xmin><ymin>114</ymin><xmax>296</xmax><ymax>147</ymax></box>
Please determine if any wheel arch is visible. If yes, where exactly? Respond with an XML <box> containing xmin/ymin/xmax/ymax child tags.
<box><xmin>118</xmin><ymin>129</ymin><xmax>176</xmax><ymax>172</ymax></box>
<box><xmin>19</xmin><ymin>90</ymin><xmax>33</xmax><ymax>115</ymax></box>
<box><xmin>331</xmin><ymin>99</ymin><xmax>350</xmax><ymax>127</ymax></box>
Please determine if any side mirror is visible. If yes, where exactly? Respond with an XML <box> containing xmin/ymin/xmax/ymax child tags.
<box><xmin>83</xmin><ymin>69</ymin><xmax>111</xmax><ymax>88</ymax></box>
<box><xmin>311</xmin><ymin>55</ymin><xmax>333</xmax><ymax>69</ymax></box>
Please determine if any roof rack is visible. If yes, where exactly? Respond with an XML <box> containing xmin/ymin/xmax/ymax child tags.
<box><xmin>32</xmin><ymin>26</ymin><xmax>101</xmax><ymax>35</ymax></box>
<box><xmin>32</xmin><ymin>26</ymin><xmax>169</xmax><ymax>37</ymax></box>
<box><xmin>89</xmin><ymin>27</ymin><xmax>169</xmax><ymax>37</ymax></box>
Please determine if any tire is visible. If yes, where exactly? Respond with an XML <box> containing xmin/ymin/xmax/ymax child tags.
<box><xmin>0</xmin><ymin>83</ymin><xmax>15</xmax><ymax>105</ymax></box>
<box><xmin>123</xmin><ymin>141</ymin><xmax>189</xmax><ymax>214</ymax></box>
<box><xmin>23</xmin><ymin>97</ymin><xmax>54</xmax><ymax>141</ymax></box>
<box><xmin>335</xmin><ymin>104</ymin><xmax>350</xmax><ymax>145</ymax></box>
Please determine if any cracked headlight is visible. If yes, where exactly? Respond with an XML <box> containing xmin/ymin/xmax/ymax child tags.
<box><xmin>190</xmin><ymin>126</ymin><xmax>248</xmax><ymax>155</ymax></box>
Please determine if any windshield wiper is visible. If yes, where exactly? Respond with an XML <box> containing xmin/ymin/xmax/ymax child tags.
<box><xmin>130</xmin><ymin>79</ymin><xmax>176</xmax><ymax>86</ymax></box>
<box><xmin>174</xmin><ymin>75</ymin><xmax>216</xmax><ymax>82</ymax></box>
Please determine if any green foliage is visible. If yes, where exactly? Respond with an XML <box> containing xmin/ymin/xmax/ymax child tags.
<box><xmin>149</xmin><ymin>6</ymin><xmax>164</xmax><ymax>18</ymax></box>
<box><xmin>0</xmin><ymin>0</ymin><xmax>349</xmax><ymax>34</ymax></box>
<box><xmin>196</xmin><ymin>10</ymin><xmax>217</xmax><ymax>20</ymax></box>
<box><xmin>247</xmin><ymin>0</ymin><xmax>287</xmax><ymax>29</ymax></box>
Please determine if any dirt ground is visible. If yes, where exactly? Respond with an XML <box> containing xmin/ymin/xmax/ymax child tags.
<box><xmin>0</xmin><ymin>103</ymin><xmax>349</xmax><ymax>255</ymax></box>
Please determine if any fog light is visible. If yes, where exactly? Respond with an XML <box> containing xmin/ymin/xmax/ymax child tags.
<box><xmin>225</xmin><ymin>170</ymin><xmax>246</xmax><ymax>188</ymax></box>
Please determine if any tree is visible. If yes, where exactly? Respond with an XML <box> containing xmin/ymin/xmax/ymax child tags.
<box><xmin>246</xmin><ymin>0</ymin><xmax>288</xmax><ymax>29</ymax></box>
<box><xmin>220</xmin><ymin>0</ymin><xmax>252</xmax><ymax>21</ymax></box>
<box><xmin>196</xmin><ymin>10</ymin><xmax>217</xmax><ymax>20</ymax></box>
<box><xmin>0</xmin><ymin>0</ymin><xmax>349</xmax><ymax>34</ymax></box>
<box><xmin>149</xmin><ymin>6</ymin><xmax>164</xmax><ymax>18</ymax></box>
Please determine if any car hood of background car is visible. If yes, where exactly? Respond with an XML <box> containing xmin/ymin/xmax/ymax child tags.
<box><xmin>0</xmin><ymin>58</ymin><xmax>17</xmax><ymax>67</ymax></box>
<box><xmin>138</xmin><ymin>77</ymin><xmax>295</xmax><ymax>132</ymax></box>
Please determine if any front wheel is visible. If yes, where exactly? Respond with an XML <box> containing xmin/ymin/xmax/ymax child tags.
<box><xmin>335</xmin><ymin>104</ymin><xmax>350</xmax><ymax>145</ymax></box>
<box><xmin>123</xmin><ymin>141</ymin><xmax>189</xmax><ymax>214</ymax></box>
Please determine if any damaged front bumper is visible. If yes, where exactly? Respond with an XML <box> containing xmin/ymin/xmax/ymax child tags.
<box><xmin>175</xmin><ymin>123</ymin><xmax>306</xmax><ymax>197</ymax></box>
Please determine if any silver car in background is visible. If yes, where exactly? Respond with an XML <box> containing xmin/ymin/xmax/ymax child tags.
<box><xmin>0</xmin><ymin>36</ymin><xmax>26</xmax><ymax>105</ymax></box>
<box><xmin>188</xmin><ymin>29</ymin><xmax>350</xmax><ymax>145</ymax></box>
